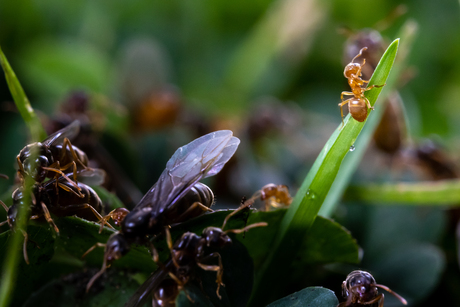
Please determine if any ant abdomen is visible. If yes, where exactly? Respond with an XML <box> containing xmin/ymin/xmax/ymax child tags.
<box><xmin>349</xmin><ymin>98</ymin><xmax>369</xmax><ymax>122</ymax></box>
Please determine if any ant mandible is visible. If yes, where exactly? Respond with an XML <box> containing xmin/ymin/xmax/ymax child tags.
<box><xmin>339</xmin><ymin>47</ymin><xmax>385</xmax><ymax>126</ymax></box>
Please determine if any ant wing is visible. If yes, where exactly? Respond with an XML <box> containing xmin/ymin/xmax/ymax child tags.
<box><xmin>134</xmin><ymin>130</ymin><xmax>240</xmax><ymax>214</ymax></box>
<box><xmin>75</xmin><ymin>168</ymin><xmax>106</xmax><ymax>186</ymax></box>
<box><xmin>124</xmin><ymin>261</ymin><xmax>171</xmax><ymax>307</ymax></box>
<box><xmin>42</xmin><ymin>120</ymin><xmax>80</xmax><ymax>146</ymax></box>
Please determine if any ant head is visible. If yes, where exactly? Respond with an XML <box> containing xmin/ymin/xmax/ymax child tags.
<box><xmin>154</xmin><ymin>278</ymin><xmax>180</xmax><ymax>306</ymax></box>
<box><xmin>18</xmin><ymin>143</ymin><xmax>53</xmax><ymax>182</ymax></box>
<box><xmin>111</xmin><ymin>208</ymin><xmax>130</xmax><ymax>227</ymax></box>
<box><xmin>343</xmin><ymin>62</ymin><xmax>362</xmax><ymax>79</ymax></box>
<box><xmin>202</xmin><ymin>226</ymin><xmax>232</xmax><ymax>248</ymax></box>
<box><xmin>342</xmin><ymin>270</ymin><xmax>378</xmax><ymax>303</ymax></box>
<box><xmin>105</xmin><ymin>233</ymin><xmax>130</xmax><ymax>262</ymax></box>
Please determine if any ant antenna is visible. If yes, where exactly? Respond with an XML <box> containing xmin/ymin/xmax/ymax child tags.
<box><xmin>351</xmin><ymin>47</ymin><xmax>368</xmax><ymax>64</ymax></box>
<box><xmin>221</xmin><ymin>194</ymin><xmax>258</xmax><ymax>231</ymax></box>
<box><xmin>376</xmin><ymin>284</ymin><xmax>408</xmax><ymax>305</ymax></box>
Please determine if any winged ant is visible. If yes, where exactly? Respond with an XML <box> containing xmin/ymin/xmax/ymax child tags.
<box><xmin>83</xmin><ymin>130</ymin><xmax>240</xmax><ymax>291</ymax></box>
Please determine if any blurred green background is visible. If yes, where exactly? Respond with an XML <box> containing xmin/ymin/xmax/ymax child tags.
<box><xmin>1</xmin><ymin>0</ymin><xmax>460</xmax><ymax>306</ymax></box>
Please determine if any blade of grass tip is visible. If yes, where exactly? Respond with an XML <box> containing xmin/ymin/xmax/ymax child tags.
<box><xmin>0</xmin><ymin>46</ymin><xmax>47</xmax><ymax>142</ymax></box>
<box><xmin>0</xmin><ymin>176</ymin><xmax>34</xmax><ymax>307</ymax></box>
<box><xmin>249</xmin><ymin>39</ymin><xmax>399</xmax><ymax>306</ymax></box>
<box><xmin>344</xmin><ymin>179</ymin><xmax>460</xmax><ymax>205</ymax></box>
<box><xmin>319</xmin><ymin>20</ymin><xmax>418</xmax><ymax>217</ymax></box>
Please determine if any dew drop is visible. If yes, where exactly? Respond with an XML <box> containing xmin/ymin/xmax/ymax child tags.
<box><xmin>306</xmin><ymin>189</ymin><xmax>316</xmax><ymax>200</ymax></box>
<box><xmin>349</xmin><ymin>145</ymin><xmax>355</xmax><ymax>152</ymax></box>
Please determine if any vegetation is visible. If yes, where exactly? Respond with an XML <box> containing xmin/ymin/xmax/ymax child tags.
<box><xmin>1</xmin><ymin>1</ymin><xmax>460</xmax><ymax>306</ymax></box>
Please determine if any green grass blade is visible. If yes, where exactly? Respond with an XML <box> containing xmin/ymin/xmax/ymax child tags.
<box><xmin>0</xmin><ymin>46</ymin><xmax>46</xmax><ymax>142</ymax></box>
<box><xmin>344</xmin><ymin>179</ymin><xmax>460</xmax><ymax>205</ymax></box>
<box><xmin>249</xmin><ymin>39</ymin><xmax>399</xmax><ymax>306</ymax></box>
<box><xmin>0</xmin><ymin>177</ymin><xmax>34</xmax><ymax>307</ymax></box>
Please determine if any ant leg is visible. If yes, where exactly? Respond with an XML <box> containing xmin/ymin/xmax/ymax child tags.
<box><xmin>57</xmin><ymin>182</ymin><xmax>84</xmax><ymax>198</ymax></box>
<box><xmin>361</xmin><ymin>293</ymin><xmax>383</xmax><ymax>307</ymax></box>
<box><xmin>0</xmin><ymin>200</ymin><xmax>8</xmax><ymax>212</ymax></box>
<box><xmin>340</xmin><ymin>91</ymin><xmax>354</xmax><ymax>100</ymax></box>
<box><xmin>58</xmin><ymin>203</ymin><xmax>115</xmax><ymax>230</ymax></box>
<box><xmin>21</xmin><ymin>230</ymin><xmax>30</xmax><ymax>264</ymax></box>
<box><xmin>167</xmin><ymin>272</ymin><xmax>193</xmax><ymax>303</ymax></box>
<box><xmin>16</xmin><ymin>156</ymin><xmax>26</xmax><ymax>179</ymax></box>
<box><xmin>40</xmin><ymin>202</ymin><xmax>60</xmax><ymax>235</ymax></box>
<box><xmin>175</xmin><ymin>201</ymin><xmax>213</xmax><ymax>221</ymax></box>
<box><xmin>164</xmin><ymin>227</ymin><xmax>181</xmax><ymax>269</ymax></box>
<box><xmin>86</xmin><ymin>256</ymin><xmax>110</xmax><ymax>292</ymax></box>
<box><xmin>365</xmin><ymin>83</ymin><xmax>386</xmax><ymax>90</ymax></box>
<box><xmin>58</xmin><ymin>161</ymin><xmax>79</xmax><ymax>184</ymax></box>
<box><xmin>363</xmin><ymin>96</ymin><xmax>374</xmax><ymax>110</ymax></box>
<box><xmin>221</xmin><ymin>196</ymin><xmax>257</xmax><ymax>231</ymax></box>
<box><xmin>42</xmin><ymin>166</ymin><xmax>83</xmax><ymax>196</ymax></box>
<box><xmin>62</xmin><ymin>138</ymin><xmax>88</xmax><ymax>169</ymax></box>
<box><xmin>338</xmin><ymin>98</ymin><xmax>353</xmax><ymax>127</ymax></box>
<box><xmin>225</xmin><ymin>222</ymin><xmax>268</xmax><ymax>235</ymax></box>
<box><xmin>82</xmin><ymin>242</ymin><xmax>106</xmax><ymax>258</ymax></box>
<box><xmin>197</xmin><ymin>252</ymin><xmax>225</xmax><ymax>299</ymax></box>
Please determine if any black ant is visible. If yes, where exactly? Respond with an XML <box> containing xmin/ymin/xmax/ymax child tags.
<box><xmin>339</xmin><ymin>270</ymin><xmax>407</xmax><ymax>307</ymax></box>
<box><xmin>339</xmin><ymin>47</ymin><xmax>385</xmax><ymax>126</ymax></box>
<box><xmin>83</xmin><ymin>131</ymin><xmax>239</xmax><ymax>291</ymax></box>
<box><xmin>125</xmin><ymin>197</ymin><xmax>267</xmax><ymax>307</ymax></box>
<box><xmin>0</xmin><ymin>172</ymin><xmax>110</xmax><ymax>264</ymax></box>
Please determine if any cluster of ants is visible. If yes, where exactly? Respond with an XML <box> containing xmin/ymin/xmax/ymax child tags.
<box><xmin>0</xmin><ymin>45</ymin><xmax>408</xmax><ymax>306</ymax></box>
<box><xmin>0</xmin><ymin>123</ymin><xmax>289</xmax><ymax>306</ymax></box>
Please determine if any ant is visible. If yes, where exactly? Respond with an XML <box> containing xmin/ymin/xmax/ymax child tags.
<box><xmin>125</xmin><ymin>197</ymin><xmax>267</xmax><ymax>307</ymax></box>
<box><xmin>83</xmin><ymin>131</ymin><xmax>239</xmax><ymax>292</ymax></box>
<box><xmin>0</xmin><ymin>172</ymin><xmax>111</xmax><ymax>264</ymax></box>
<box><xmin>339</xmin><ymin>47</ymin><xmax>385</xmax><ymax>126</ymax></box>
<box><xmin>339</xmin><ymin>270</ymin><xmax>407</xmax><ymax>307</ymax></box>
<box><xmin>252</xmin><ymin>183</ymin><xmax>293</xmax><ymax>211</ymax></box>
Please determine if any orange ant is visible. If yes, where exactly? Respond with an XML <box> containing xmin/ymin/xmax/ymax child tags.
<box><xmin>339</xmin><ymin>47</ymin><xmax>385</xmax><ymax>126</ymax></box>
<box><xmin>252</xmin><ymin>184</ymin><xmax>292</xmax><ymax>211</ymax></box>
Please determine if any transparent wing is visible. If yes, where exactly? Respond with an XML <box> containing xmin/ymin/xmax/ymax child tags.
<box><xmin>124</xmin><ymin>260</ymin><xmax>171</xmax><ymax>307</ymax></box>
<box><xmin>75</xmin><ymin>168</ymin><xmax>106</xmax><ymax>186</ymax></box>
<box><xmin>43</xmin><ymin>120</ymin><xmax>80</xmax><ymax>146</ymax></box>
<box><xmin>134</xmin><ymin>130</ymin><xmax>240</xmax><ymax>214</ymax></box>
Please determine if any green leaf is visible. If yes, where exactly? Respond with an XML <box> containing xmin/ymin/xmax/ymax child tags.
<box><xmin>0</xmin><ymin>225</ymin><xmax>58</xmax><ymax>307</ymax></box>
<box><xmin>267</xmin><ymin>287</ymin><xmax>339</xmax><ymax>307</ymax></box>
<box><xmin>249</xmin><ymin>39</ymin><xmax>399</xmax><ymax>306</ymax></box>
<box><xmin>54</xmin><ymin>217</ymin><xmax>156</xmax><ymax>272</ymax></box>
<box><xmin>344</xmin><ymin>179</ymin><xmax>460</xmax><ymax>205</ymax></box>
<box><xmin>0</xmin><ymin>46</ymin><xmax>46</xmax><ymax>142</ymax></box>
<box><xmin>370</xmin><ymin>244</ymin><xmax>445</xmax><ymax>304</ymax></box>
<box><xmin>23</xmin><ymin>269</ymin><xmax>148</xmax><ymax>307</ymax></box>
<box><xmin>237</xmin><ymin>210</ymin><xmax>359</xmax><ymax>269</ymax></box>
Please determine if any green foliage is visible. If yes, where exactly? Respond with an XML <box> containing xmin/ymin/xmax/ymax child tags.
<box><xmin>1</xmin><ymin>1</ymin><xmax>459</xmax><ymax>306</ymax></box>
<box><xmin>267</xmin><ymin>287</ymin><xmax>339</xmax><ymax>307</ymax></box>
